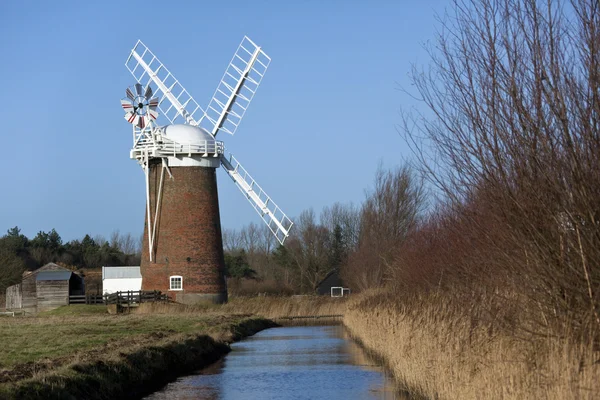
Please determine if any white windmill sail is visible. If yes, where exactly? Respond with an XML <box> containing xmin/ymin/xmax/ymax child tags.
<box><xmin>126</xmin><ymin>41</ymin><xmax>206</xmax><ymax>128</ymax></box>
<box><xmin>203</xmin><ymin>36</ymin><xmax>271</xmax><ymax>137</ymax></box>
<box><xmin>221</xmin><ymin>152</ymin><xmax>293</xmax><ymax>244</ymax></box>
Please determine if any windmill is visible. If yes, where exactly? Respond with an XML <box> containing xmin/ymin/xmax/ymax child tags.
<box><xmin>121</xmin><ymin>37</ymin><xmax>293</xmax><ymax>304</ymax></box>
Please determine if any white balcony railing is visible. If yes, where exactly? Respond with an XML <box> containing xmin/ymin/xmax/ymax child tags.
<box><xmin>131</xmin><ymin>138</ymin><xmax>224</xmax><ymax>161</ymax></box>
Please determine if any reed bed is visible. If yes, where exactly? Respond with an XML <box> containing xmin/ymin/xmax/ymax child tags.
<box><xmin>343</xmin><ymin>290</ymin><xmax>600</xmax><ymax>400</ymax></box>
<box><xmin>221</xmin><ymin>295</ymin><xmax>349</xmax><ymax>319</ymax></box>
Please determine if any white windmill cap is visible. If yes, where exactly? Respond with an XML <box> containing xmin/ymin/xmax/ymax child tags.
<box><xmin>163</xmin><ymin>124</ymin><xmax>215</xmax><ymax>144</ymax></box>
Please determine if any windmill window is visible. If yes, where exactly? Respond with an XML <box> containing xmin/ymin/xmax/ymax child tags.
<box><xmin>170</xmin><ymin>276</ymin><xmax>183</xmax><ymax>291</ymax></box>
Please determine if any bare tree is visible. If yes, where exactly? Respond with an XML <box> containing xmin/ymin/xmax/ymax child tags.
<box><xmin>110</xmin><ymin>230</ymin><xmax>138</xmax><ymax>255</ymax></box>
<box><xmin>240</xmin><ymin>222</ymin><xmax>261</xmax><ymax>255</ymax></box>
<box><xmin>110</xmin><ymin>230</ymin><xmax>120</xmax><ymax>250</ymax></box>
<box><xmin>343</xmin><ymin>165</ymin><xmax>425</xmax><ymax>290</ymax></box>
<box><xmin>93</xmin><ymin>234</ymin><xmax>108</xmax><ymax>247</ymax></box>
<box><xmin>258</xmin><ymin>224</ymin><xmax>276</xmax><ymax>256</ymax></box>
<box><xmin>120</xmin><ymin>233</ymin><xmax>138</xmax><ymax>255</ymax></box>
<box><xmin>285</xmin><ymin>209</ymin><xmax>332</xmax><ymax>292</ymax></box>
<box><xmin>222</xmin><ymin>228</ymin><xmax>242</xmax><ymax>252</ymax></box>
<box><xmin>401</xmin><ymin>0</ymin><xmax>600</xmax><ymax>331</ymax></box>
<box><xmin>320</xmin><ymin>202</ymin><xmax>361</xmax><ymax>252</ymax></box>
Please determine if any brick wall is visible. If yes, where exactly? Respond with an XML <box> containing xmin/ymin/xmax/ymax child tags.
<box><xmin>140</xmin><ymin>162</ymin><xmax>227</xmax><ymax>302</ymax></box>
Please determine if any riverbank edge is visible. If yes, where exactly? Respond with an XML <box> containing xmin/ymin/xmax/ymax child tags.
<box><xmin>1</xmin><ymin>317</ymin><xmax>278</xmax><ymax>400</ymax></box>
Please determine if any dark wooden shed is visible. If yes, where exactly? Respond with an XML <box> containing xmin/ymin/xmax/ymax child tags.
<box><xmin>316</xmin><ymin>270</ymin><xmax>346</xmax><ymax>296</ymax></box>
<box><xmin>5</xmin><ymin>263</ymin><xmax>84</xmax><ymax>313</ymax></box>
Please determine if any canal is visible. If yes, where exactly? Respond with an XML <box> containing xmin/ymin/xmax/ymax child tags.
<box><xmin>146</xmin><ymin>325</ymin><xmax>404</xmax><ymax>399</ymax></box>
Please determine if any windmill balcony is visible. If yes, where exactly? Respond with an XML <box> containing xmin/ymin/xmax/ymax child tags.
<box><xmin>130</xmin><ymin>138</ymin><xmax>224</xmax><ymax>161</ymax></box>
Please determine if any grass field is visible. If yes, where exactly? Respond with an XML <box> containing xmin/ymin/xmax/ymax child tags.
<box><xmin>0</xmin><ymin>304</ymin><xmax>273</xmax><ymax>399</ymax></box>
<box><xmin>0</xmin><ymin>305</ymin><xmax>251</xmax><ymax>368</ymax></box>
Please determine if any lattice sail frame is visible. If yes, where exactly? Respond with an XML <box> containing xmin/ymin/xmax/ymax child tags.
<box><xmin>221</xmin><ymin>152</ymin><xmax>293</xmax><ymax>244</ymax></box>
<box><xmin>124</xmin><ymin>37</ymin><xmax>292</xmax><ymax>245</ymax></box>
<box><xmin>126</xmin><ymin>41</ymin><xmax>206</xmax><ymax>127</ymax></box>
<box><xmin>202</xmin><ymin>36</ymin><xmax>271</xmax><ymax>137</ymax></box>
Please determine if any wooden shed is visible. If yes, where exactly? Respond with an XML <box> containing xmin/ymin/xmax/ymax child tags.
<box><xmin>316</xmin><ymin>270</ymin><xmax>349</xmax><ymax>296</ymax></box>
<box><xmin>5</xmin><ymin>263</ymin><xmax>84</xmax><ymax>313</ymax></box>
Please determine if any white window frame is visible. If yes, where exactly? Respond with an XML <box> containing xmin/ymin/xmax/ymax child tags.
<box><xmin>169</xmin><ymin>275</ymin><xmax>183</xmax><ymax>291</ymax></box>
<box><xmin>331</xmin><ymin>286</ymin><xmax>351</xmax><ymax>297</ymax></box>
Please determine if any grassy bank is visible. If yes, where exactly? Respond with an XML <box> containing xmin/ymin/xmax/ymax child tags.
<box><xmin>343</xmin><ymin>290</ymin><xmax>600</xmax><ymax>400</ymax></box>
<box><xmin>0</xmin><ymin>305</ymin><xmax>276</xmax><ymax>399</ymax></box>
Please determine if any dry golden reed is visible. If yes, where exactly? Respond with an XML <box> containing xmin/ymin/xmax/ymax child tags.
<box><xmin>343</xmin><ymin>290</ymin><xmax>600</xmax><ymax>400</ymax></box>
<box><xmin>221</xmin><ymin>295</ymin><xmax>348</xmax><ymax>319</ymax></box>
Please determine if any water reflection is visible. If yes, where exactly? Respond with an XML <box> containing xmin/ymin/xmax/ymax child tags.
<box><xmin>146</xmin><ymin>325</ymin><xmax>403</xmax><ymax>400</ymax></box>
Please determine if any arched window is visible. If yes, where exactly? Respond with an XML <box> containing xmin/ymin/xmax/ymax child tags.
<box><xmin>169</xmin><ymin>276</ymin><xmax>183</xmax><ymax>291</ymax></box>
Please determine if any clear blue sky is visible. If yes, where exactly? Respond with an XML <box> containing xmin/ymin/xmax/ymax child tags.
<box><xmin>0</xmin><ymin>0</ymin><xmax>448</xmax><ymax>242</ymax></box>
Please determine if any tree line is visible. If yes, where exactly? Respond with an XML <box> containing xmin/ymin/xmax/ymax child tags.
<box><xmin>0</xmin><ymin>161</ymin><xmax>425</xmax><ymax>298</ymax></box>
<box><xmin>0</xmin><ymin>228</ymin><xmax>141</xmax><ymax>293</ymax></box>
<box><xmin>222</xmin><ymin>164</ymin><xmax>424</xmax><ymax>295</ymax></box>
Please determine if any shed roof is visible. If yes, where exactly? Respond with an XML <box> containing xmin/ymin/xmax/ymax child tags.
<box><xmin>36</xmin><ymin>271</ymin><xmax>73</xmax><ymax>281</ymax></box>
<box><xmin>23</xmin><ymin>263</ymin><xmax>69</xmax><ymax>280</ymax></box>
<box><xmin>102</xmin><ymin>266</ymin><xmax>141</xmax><ymax>280</ymax></box>
<box><xmin>316</xmin><ymin>270</ymin><xmax>344</xmax><ymax>295</ymax></box>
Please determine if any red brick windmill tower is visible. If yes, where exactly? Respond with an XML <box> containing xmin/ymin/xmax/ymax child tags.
<box><xmin>120</xmin><ymin>37</ymin><xmax>293</xmax><ymax>304</ymax></box>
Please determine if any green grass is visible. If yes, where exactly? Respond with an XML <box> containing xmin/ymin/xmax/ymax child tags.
<box><xmin>0</xmin><ymin>309</ymin><xmax>249</xmax><ymax>368</ymax></box>
<box><xmin>0</xmin><ymin>315</ymin><xmax>276</xmax><ymax>400</ymax></box>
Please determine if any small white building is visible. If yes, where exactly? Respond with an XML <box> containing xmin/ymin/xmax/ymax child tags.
<box><xmin>102</xmin><ymin>266</ymin><xmax>142</xmax><ymax>295</ymax></box>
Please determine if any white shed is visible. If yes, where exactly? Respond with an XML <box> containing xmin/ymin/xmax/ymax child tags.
<box><xmin>102</xmin><ymin>266</ymin><xmax>142</xmax><ymax>295</ymax></box>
